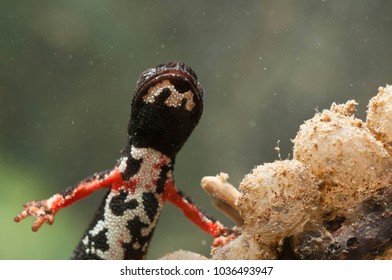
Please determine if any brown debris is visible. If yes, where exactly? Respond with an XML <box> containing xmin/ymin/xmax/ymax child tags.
<box><xmin>201</xmin><ymin>173</ymin><xmax>243</xmax><ymax>225</ymax></box>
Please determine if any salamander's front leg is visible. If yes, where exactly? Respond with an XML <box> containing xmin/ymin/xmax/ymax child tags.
<box><xmin>14</xmin><ymin>168</ymin><xmax>123</xmax><ymax>231</ymax></box>
<box><xmin>164</xmin><ymin>181</ymin><xmax>233</xmax><ymax>244</ymax></box>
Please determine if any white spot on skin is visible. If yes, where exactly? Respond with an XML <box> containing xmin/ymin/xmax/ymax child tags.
<box><xmin>89</xmin><ymin>220</ymin><xmax>106</xmax><ymax>236</ymax></box>
<box><xmin>143</xmin><ymin>80</ymin><xmax>195</xmax><ymax>111</ymax></box>
<box><xmin>82</xmin><ymin>236</ymin><xmax>89</xmax><ymax>247</ymax></box>
<box><xmin>118</xmin><ymin>157</ymin><xmax>128</xmax><ymax>173</ymax></box>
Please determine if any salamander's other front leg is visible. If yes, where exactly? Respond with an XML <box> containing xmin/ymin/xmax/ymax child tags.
<box><xmin>14</xmin><ymin>168</ymin><xmax>123</xmax><ymax>231</ymax></box>
<box><xmin>163</xmin><ymin>181</ymin><xmax>230</xmax><ymax>238</ymax></box>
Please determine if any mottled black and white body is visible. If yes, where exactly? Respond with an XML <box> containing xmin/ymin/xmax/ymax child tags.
<box><xmin>72</xmin><ymin>146</ymin><xmax>173</xmax><ymax>259</ymax></box>
<box><xmin>15</xmin><ymin>62</ymin><xmax>227</xmax><ymax>259</ymax></box>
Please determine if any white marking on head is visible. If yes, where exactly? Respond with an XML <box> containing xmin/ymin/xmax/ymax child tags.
<box><xmin>143</xmin><ymin>80</ymin><xmax>195</xmax><ymax>111</ymax></box>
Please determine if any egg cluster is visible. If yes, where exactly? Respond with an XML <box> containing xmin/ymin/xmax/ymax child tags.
<box><xmin>293</xmin><ymin>99</ymin><xmax>392</xmax><ymax>216</ymax></box>
<box><xmin>237</xmin><ymin>160</ymin><xmax>320</xmax><ymax>244</ymax></box>
<box><xmin>210</xmin><ymin>85</ymin><xmax>392</xmax><ymax>260</ymax></box>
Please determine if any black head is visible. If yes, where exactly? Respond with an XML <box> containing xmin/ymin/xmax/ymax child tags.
<box><xmin>127</xmin><ymin>62</ymin><xmax>204</xmax><ymax>158</ymax></box>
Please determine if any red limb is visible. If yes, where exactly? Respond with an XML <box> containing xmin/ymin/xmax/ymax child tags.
<box><xmin>163</xmin><ymin>181</ymin><xmax>225</xmax><ymax>237</ymax></box>
<box><xmin>14</xmin><ymin>168</ymin><xmax>123</xmax><ymax>231</ymax></box>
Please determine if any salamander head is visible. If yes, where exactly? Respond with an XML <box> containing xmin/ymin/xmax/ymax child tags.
<box><xmin>128</xmin><ymin>62</ymin><xmax>204</xmax><ymax>158</ymax></box>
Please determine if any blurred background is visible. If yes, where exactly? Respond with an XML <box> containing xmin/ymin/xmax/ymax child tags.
<box><xmin>1</xmin><ymin>0</ymin><xmax>392</xmax><ymax>259</ymax></box>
